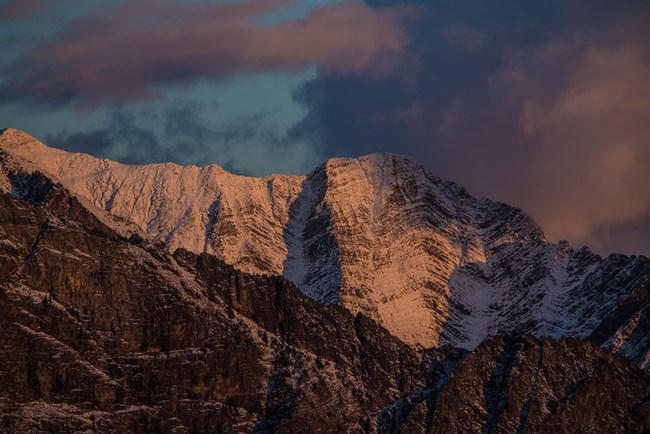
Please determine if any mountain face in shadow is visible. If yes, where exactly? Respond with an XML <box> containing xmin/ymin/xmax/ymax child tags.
<box><xmin>0</xmin><ymin>128</ymin><xmax>648</xmax><ymax>432</ymax></box>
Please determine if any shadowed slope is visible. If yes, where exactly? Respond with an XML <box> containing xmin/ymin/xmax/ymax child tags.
<box><xmin>1</xmin><ymin>128</ymin><xmax>648</xmax><ymax>362</ymax></box>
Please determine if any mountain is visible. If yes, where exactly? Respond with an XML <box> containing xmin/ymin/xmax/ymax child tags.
<box><xmin>1</xmin><ymin>128</ymin><xmax>649</xmax><ymax>368</ymax></box>
<box><xmin>0</xmin><ymin>150</ymin><xmax>648</xmax><ymax>432</ymax></box>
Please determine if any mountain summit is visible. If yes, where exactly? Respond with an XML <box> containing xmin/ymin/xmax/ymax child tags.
<box><xmin>1</xmin><ymin>128</ymin><xmax>649</xmax><ymax>431</ymax></box>
<box><xmin>1</xmin><ymin>128</ymin><xmax>649</xmax><ymax>365</ymax></box>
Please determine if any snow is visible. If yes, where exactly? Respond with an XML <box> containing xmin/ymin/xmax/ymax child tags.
<box><xmin>281</xmin><ymin>179</ymin><xmax>316</xmax><ymax>295</ymax></box>
<box><xmin>2</xmin><ymin>128</ymin><xmax>649</xmax><ymax>359</ymax></box>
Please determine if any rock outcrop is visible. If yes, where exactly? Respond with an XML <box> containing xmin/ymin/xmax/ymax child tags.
<box><xmin>0</xmin><ymin>144</ymin><xmax>648</xmax><ymax>432</ymax></box>
<box><xmin>1</xmin><ymin>128</ymin><xmax>648</xmax><ymax>365</ymax></box>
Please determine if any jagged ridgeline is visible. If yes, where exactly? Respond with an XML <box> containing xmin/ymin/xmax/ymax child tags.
<box><xmin>2</xmin><ymin>128</ymin><xmax>649</xmax><ymax>361</ymax></box>
<box><xmin>0</xmin><ymin>128</ymin><xmax>649</xmax><ymax>432</ymax></box>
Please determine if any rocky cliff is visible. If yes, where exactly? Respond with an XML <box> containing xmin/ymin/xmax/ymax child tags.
<box><xmin>1</xmin><ymin>128</ymin><xmax>648</xmax><ymax>365</ymax></box>
<box><xmin>0</xmin><ymin>158</ymin><xmax>648</xmax><ymax>432</ymax></box>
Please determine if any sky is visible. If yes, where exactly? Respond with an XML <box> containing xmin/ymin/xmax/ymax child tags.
<box><xmin>1</xmin><ymin>0</ymin><xmax>649</xmax><ymax>257</ymax></box>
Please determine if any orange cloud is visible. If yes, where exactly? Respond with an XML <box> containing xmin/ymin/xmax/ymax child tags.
<box><xmin>3</xmin><ymin>0</ymin><xmax>410</xmax><ymax>105</ymax></box>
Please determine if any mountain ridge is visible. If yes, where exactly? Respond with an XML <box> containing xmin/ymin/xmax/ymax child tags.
<box><xmin>1</xmin><ymin>169</ymin><xmax>648</xmax><ymax>432</ymax></box>
<box><xmin>1</xmin><ymin>128</ymin><xmax>648</xmax><ymax>367</ymax></box>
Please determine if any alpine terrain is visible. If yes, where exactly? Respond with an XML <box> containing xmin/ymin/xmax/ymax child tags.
<box><xmin>0</xmin><ymin>127</ymin><xmax>648</xmax><ymax>432</ymax></box>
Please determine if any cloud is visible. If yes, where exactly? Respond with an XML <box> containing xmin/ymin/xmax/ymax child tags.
<box><xmin>44</xmin><ymin>101</ymin><xmax>322</xmax><ymax>176</ymax></box>
<box><xmin>512</xmin><ymin>42</ymin><xmax>650</xmax><ymax>247</ymax></box>
<box><xmin>291</xmin><ymin>0</ymin><xmax>650</xmax><ymax>256</ymax></box>
<box><xmin>44</xmin><ymin>110</ymin><xmax>174</xmax><ymax>165</ymax></box>
<box><xmin>0</xmin><ymin>0</ymin><xmax>49</xmax><ymax>20</ymax></box>
<box><xmin>444</xmin><ymin>25</ymin><xmax>485</xmax><ymax>52</ymax></box>
<box><xmin>5</xmin><ymin>0</ymin><xmax>649</xmax><ymax>256</ymax></box>
<box><xmin>1</xmin><ymin>0</ymin><xmax>410</xmax><ymax>106</ymax></box>
<box><xmin>590</xmin><ymin>212</ymin><xmax>650</xmax><ymax>257</ymax></box>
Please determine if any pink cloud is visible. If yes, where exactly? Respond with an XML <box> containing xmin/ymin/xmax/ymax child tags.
<box><xmin>517</xmin><ymin>42</ymin><xmax>650</xmax><ymax>247</ymax></box>
<box><xmin>0</xmin><ymin>0</ymin><xmax>49</xmax><ymax>19</ymax></box>
<box><xmin>394</xmin><ymin>11</ymin><xmax>650</xmax><ymax>255</ymax></box>
<box><xmin>5</xmin><ymin>0</ymin><xmax>410</xmax><ymax>105</ymax></box>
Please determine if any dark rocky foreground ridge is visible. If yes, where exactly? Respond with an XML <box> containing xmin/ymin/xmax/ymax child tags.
<box><xmin>2</xmin><ymin>128</ymin><xmax>650</xmax><ymax>360</ymax></box>
<box><xmin>0</xmin><ymin>171</ymin><xmax>649</xmax><ymax>431</ymax></box>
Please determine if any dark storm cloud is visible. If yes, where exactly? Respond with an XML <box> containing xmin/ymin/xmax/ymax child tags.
<box><xmin>0</xmin><ymin>0</ymin><xmax>410</xmax><ymax>106</ymax></box>
<box><xmin>4</xmin><ymin>0</ymin><xmax>649</xmax><ymax>256</ymax></box>
<box><xmin>44</xmin><ymin>110</ymin><xmax>178</xmax><ymax>165</ymax></box>
<box><xmin>44</xmin><ymin>101</ymin><xmax>314</xmax><ymax>176</ymax></box>
<box><xmin>162</xmin><ymin>103</ymin><xmax>266</xmax><ymax>152</ymax></box>
<box><xmin>291</xmin><ymin>0</ymin><xmax>650</xmax><ymax>256</ymax></box>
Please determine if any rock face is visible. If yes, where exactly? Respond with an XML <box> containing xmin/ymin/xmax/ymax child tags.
<box><xmin>0</xmin><ymin>173</ymin><xmax>425</xmax><ymax>432</ymax></box>
<box><xmin>371</xmin><ymin>335</ymin><xmax>650</xmax><ymax>433</ymax></box>
<box><xmin>2</xmin><ymin>128</ymin><xmax>648</xmax><ymax>361</ymax></box>
<box><xmin>0</xmin><ymin>158</ymin><xmax>648</xmax><ymax>432</ymax></box>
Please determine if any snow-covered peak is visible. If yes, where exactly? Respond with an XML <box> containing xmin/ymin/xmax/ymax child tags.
<box><xmin>1</xmin><ymin>129</ymin><xmax>647</xmax><ymax>362</ymax></box>
<box><xmin>0</xmin><ymin>128</ymin><xmax>44</xmax><ymax>149</ymax></box>
<box><xmin>324</xmin><ymin>152</ymin><xmax>421</xmax><ymax>169</ymax></box>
